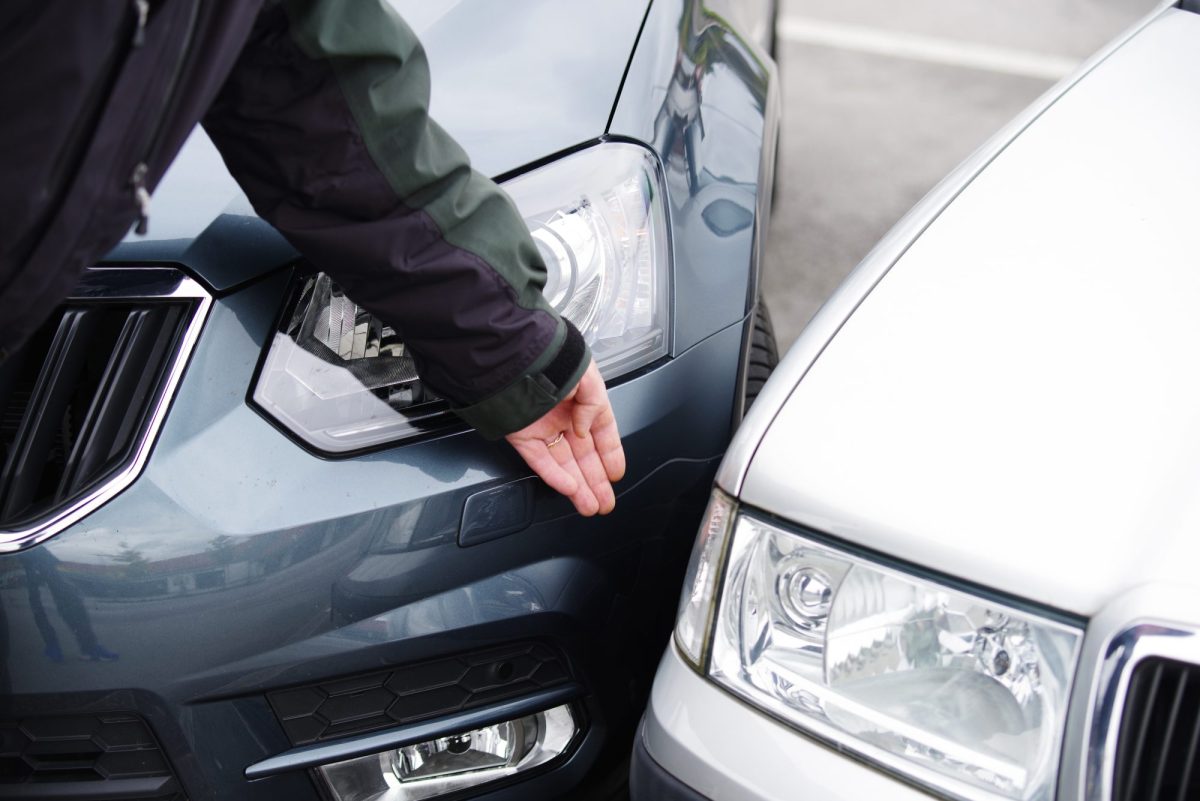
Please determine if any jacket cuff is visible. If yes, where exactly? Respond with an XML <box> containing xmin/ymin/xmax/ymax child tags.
<box><xmin>452</xmin><ymin>319</ymin><xmax>591</xmax><ymax>440</ymax></box>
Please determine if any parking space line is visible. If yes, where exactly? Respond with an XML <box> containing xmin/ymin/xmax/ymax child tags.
<box><xmin>777</xmin><ymin>16</ymin><xmax>1079</xmax><ymax>80</ymax></box>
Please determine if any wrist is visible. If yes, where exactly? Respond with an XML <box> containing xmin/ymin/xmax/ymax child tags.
<box><xmin>452</xmin><ymin>319</ymin><xmax>589</xmax><ymax>439</ymax></box>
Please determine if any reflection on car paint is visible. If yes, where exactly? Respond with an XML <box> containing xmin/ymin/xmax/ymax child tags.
<box><xmin>612</xmin><ymin>0</ymin><xmax>778</xmax><ymax>352</ymax></box>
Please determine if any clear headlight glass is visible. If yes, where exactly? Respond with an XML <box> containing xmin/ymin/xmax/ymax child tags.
<box><xmin>708</xmin><ymin>514</ymin><xmax>1082</xmax><ymax>801</ymax></box>
<box><xmin>513</xmin><ymin>143</ymin><xmax>669</xmax><ymax>376</ymax></box>
<box><xmin>252</xmin><ymin>143</ymin><xmax>670</xmax><ymax>452</ymax></box>
<box><xmin>674</xmin><ymin>489</ymin><xmax>737</xmax><ymax>668</ymax></box>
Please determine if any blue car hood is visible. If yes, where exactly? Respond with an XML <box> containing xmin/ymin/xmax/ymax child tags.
<box><xmin>109</xmin><ymin>0</ymin><xmax>649</xmax><ymax>290</ymax></box>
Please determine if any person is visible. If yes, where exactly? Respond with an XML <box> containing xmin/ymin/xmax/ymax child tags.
<box><xmin>21</xmin><ymin>549</ymin><xmax>120</xmax><ymax>663</ymax></box>
<box><xmin>0</xmin><ymin>0</ymin><xmax>624</xmax><ymax>516</ymax></box>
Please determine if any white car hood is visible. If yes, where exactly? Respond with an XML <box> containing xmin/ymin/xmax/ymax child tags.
<box><xmin>742</xmin><ymin>8</ymin><xmax>1200</xmax><ymax>618</ymax></box>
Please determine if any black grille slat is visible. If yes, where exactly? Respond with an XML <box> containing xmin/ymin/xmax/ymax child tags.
<box><xmin>1114</xmin><ymin>657</ymin><xmax>1200</xmax><ymax>801</ymax></box>
<box><xmin>1149</xmin><ymin>671</ymin><xmax>1189</xmax><ymax>800</ymax></box>
<box><xmin>1125</xmin><ymin>660</ymin><xmax>1162</xmax><ymax>794</ymax></box>
<box><xmin>0</xmin><ymin>309</ymin><xmax>102</xmax><ymax>520</ymax></box>
<box><xmin>1115</xmin><ymin>660</ymin><xmax>1165</xmax><ymax>799</ymax></box>
<box><xmin>0</xmin><ymin>299</ymin><xmax>193</xmax><ymax>531</ymax></box>
<box><xmin>57</xmin><ymin>306</ymin><xmax>182</xmax><ymax>498</ymax></box>
<box><xmin>269</xmin><ymin>642</ymin><xmax>573</xmax><ymax>746</ymax></box>
<box><xmin>106</xmin><ymin>307</ymin><xmax>183</xmax><ymax>466</ymax></box>
<box><xmin>0</xmin><ymin>714</ymin><xmax>183</xmax><ymax>800</ymax></box>
<box><xmin>1176</xmin><ymin>702</ymin><xmax>1200</xmax><ymax>801</ymax></box>
<box><xmin>0</xmin><ymin>342</ymin><xmax>31</xmax><ymax>418</ymax></box>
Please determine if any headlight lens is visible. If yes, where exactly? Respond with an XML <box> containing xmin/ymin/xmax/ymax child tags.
<box><xmin>252</xmin><ymin>143</ymin><xmax>669</xmax><ymax>452</ymax></box>
<box><xmin>699</xmin><ymin>511</ymin><xmax>1081</xmax><ymax>801</ymax></box>
<box><xmin>514</xmin><ymin>143</ymin><xmax>669</xmax><ymax>377</ymax></box>
<box><xmin>674</xmin><ymin>489</ymin><xmax>737</xmax><ymax>668</ymax></box>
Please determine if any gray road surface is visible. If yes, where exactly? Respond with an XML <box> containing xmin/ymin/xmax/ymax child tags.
<box><xmin>763</xmin><ymin>0</ymin><xmax>1160</xmax><ymax>351</ymax></box>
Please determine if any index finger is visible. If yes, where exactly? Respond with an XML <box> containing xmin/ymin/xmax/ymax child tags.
<box><xmin>567</xmin><ymin>431</ymin><xmax>616</xmax><ymax>514</ymax></box>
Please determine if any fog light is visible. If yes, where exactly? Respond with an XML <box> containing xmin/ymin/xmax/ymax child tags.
<box><xmin>317</xmin><ymin>704</ymin><xmax>577</xmax><ymax>801</ymax></box>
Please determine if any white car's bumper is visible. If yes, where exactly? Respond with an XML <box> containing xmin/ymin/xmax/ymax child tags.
<box><xmin>632</xmin><ymin>643</ymin><xmax>937</xmax><ymax>801</ymax></box>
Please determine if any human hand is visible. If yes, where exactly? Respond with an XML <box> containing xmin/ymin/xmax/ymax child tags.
<box><xmin>505</xmin><ymin>360</ymin><xmax>625</xmax><ymax>516</ymax></box>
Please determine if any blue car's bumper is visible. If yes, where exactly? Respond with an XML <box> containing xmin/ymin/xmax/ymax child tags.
<box><xmin>0</xmin><ymin>267</ymin><xmax>748</xmax><ymax>800</ymax></box>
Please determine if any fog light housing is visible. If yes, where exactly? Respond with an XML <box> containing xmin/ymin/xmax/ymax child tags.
<box><xmin>317</xmin><ymin>704</ymin><xmax>577</xmax><ymax>801</ymax></box>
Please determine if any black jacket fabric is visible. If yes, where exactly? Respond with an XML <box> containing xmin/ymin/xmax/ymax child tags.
<box><xmin>0</xmin><ymin>0</ymin><xmax>589</xmax><ymax>439</ymax></box>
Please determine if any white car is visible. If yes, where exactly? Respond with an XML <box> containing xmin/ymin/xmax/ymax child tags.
<box><xmin>631</xmin><ymin>2</ymin><xmax>1200</xmax><ymax>800</ymax></box>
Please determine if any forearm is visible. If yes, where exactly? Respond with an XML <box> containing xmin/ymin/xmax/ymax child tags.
<box><xmin>203</xmin><ymin>0</ymin><xmax>588</xmax><ymax>438</ymax></box>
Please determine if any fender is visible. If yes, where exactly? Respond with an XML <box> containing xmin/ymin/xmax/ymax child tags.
<box><xmin>609</xmin><ymin>0</ymin><xmax>780</xmax><ymax>355</ymax></box>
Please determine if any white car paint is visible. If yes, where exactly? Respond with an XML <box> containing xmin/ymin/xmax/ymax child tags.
<box><xmin>642</xmin><ymin>3</ymin><xmax>1200</xmax><ymax>800</ymax></box>
<box><xmin>642</xmin><ymin>644</ymin><xmax>937</xmax><ymax>800</ymax></box>
<box><xmin>739</xmin><ymin>6</ymin><xmax>1200</xmax><ymax>618</ymax></box>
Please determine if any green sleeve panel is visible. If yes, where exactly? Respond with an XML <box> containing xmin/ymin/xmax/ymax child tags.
<box><xmin>250</xmin><ymin>0</ymin><xmax>593</xmax><ymax>438</ymax></box>
<box><xmin>280</xmin><ymin>0</ymin><xmax>555</xmax><ymax>318</ymax></box>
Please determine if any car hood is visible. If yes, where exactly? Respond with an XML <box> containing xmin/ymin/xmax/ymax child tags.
<box><xmin>740</xmin><ymin>7</ymin><xmax>1200</xmax><ymax>618</ymax></box>
<box><xmin>109</xmin><ymin>0</ymin><xmax>649</xmax><ymax>290</ymax></box>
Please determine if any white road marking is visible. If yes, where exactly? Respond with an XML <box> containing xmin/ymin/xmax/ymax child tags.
<box><xmin>777</xmin><ymin>17</ymin><xmax>1079</xmax><ymax>81</ymax></box>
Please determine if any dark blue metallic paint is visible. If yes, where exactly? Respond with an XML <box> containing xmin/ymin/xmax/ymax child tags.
<box><xmin>0</xmin><ymin>1</ymin><xmax>778</xmax><ymax>798</ymax></box>
<box><xmin>611</xmin><ymin>0</ymin><xmax>779</xmax><ymax>354</ymax></box>
<box><xmin>392</xmin><ymin>0</ymin><xmax>652</xmax><ymax>179</ymax></box>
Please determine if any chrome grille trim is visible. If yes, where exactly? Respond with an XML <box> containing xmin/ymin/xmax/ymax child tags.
<box><xmin>1076</xmin><ymin>620</ymin><xmax>1200</xmax><ymax>800</ymax></box>
<box><xmin>0</xmin><ymin>267</ymin><xmax>211</xmax><ymax>552</ymax></box>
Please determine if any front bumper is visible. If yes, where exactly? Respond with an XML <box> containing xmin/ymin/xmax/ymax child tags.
<box><xmin>635</xmin><ymin>643</ymin><xmax>936</xmax><ymax>801</ymax></box>
<box><xmin>0</xmin><ymin>269</ymin><xmax>749</xmax><ymax>801</ymax></box>
<box><xmin>631</xmin><ymin>719</ymin><xmax>710</xmax><ymax>801</ymax></box>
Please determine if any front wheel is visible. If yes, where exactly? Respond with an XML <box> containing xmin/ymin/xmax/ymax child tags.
<box><xmin>744</xmin><ymin>297</ymin><xmax>779</xmax><ymax>410</ymax></box>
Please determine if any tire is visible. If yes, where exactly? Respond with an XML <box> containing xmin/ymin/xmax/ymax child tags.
<box><xmin>744</xmin><ymin>296</ymin><xmax>779</xmax><ymax>410</ymax></box>
<box><xmin>768</xmin><ymin>0</ymin><xmax>779</xmax><ymax>60</ymax></box>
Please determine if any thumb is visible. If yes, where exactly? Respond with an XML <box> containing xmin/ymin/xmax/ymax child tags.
<box><xmin>570</xmin><ymin>362</ymin><xmax>605</xmax><ymax>437</ymax></box>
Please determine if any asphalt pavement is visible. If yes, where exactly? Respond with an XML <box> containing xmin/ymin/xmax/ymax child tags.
<box><xmin>763</xmin><ymin>0</ymin><xmax>1160</xmax><ymax>351</ymax></box>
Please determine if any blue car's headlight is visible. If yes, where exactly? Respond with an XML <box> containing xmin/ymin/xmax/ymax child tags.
<box><xmin>676</xmin><ymin>499</ymin><xmax>1083</xmax><ymax>801</ymax></box>
<box><xmin>252</xmin><ymin>143</ymin><xmax>670</xmax><ymax>452</ymax></box>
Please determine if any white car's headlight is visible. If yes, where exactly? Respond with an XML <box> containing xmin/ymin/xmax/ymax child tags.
<box><xmin>252</xmin><ymin>143</ymin><xmax>670</xmax><ymax>452</ymax></box>
<box><xmin>675</xmin><ymin>498</ymin><xmax>1082</xmax><ymax>801</ymax></box>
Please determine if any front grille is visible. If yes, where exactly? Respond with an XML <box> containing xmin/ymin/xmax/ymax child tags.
<box><xmin>1112</xmin><ymin>656</ymin><xmax>1200</xmax><ymax>801</ymax></box>
<box><xmin>0</xmin><ymin>713</ymin><xmax>184</xmax><ymax>800</ymax></box>
<box><xmin>269</xmin><ymin>642</ymin><xmax>572</xmax><ymax>746</ymax></box>
<box><xmin>0</xmin><ymin>268</ymin><xmax>207</xmax><ymax>546</ymax></box>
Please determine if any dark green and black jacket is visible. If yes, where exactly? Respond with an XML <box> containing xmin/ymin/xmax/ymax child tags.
<box><xmin>0</xmin><ymin>0</ymin><xmax>589</xmax><ymax>439</ymax></box>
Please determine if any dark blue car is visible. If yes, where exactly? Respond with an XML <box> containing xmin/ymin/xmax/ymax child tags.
<box><xmin>0</xmin><ymin>1</ymin><xmax>779</xmax><ymax>799</ymax></box>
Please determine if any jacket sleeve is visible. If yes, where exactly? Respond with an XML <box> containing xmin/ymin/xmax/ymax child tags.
<box><xmin>202</xmin><ymin>0</ymin><xmax>589</xmax><ymax>439</ymax></box>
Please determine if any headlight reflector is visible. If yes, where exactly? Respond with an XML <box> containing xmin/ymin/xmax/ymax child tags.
<box><xmin>708</xmin><ymin>514</ymin><xmax>1082</xmax><ymax>801</ymax></box>
<box><xmin>252</xmin><ymin>143</ymin><xmax>670</xmax><ymax>452</ymax></box>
